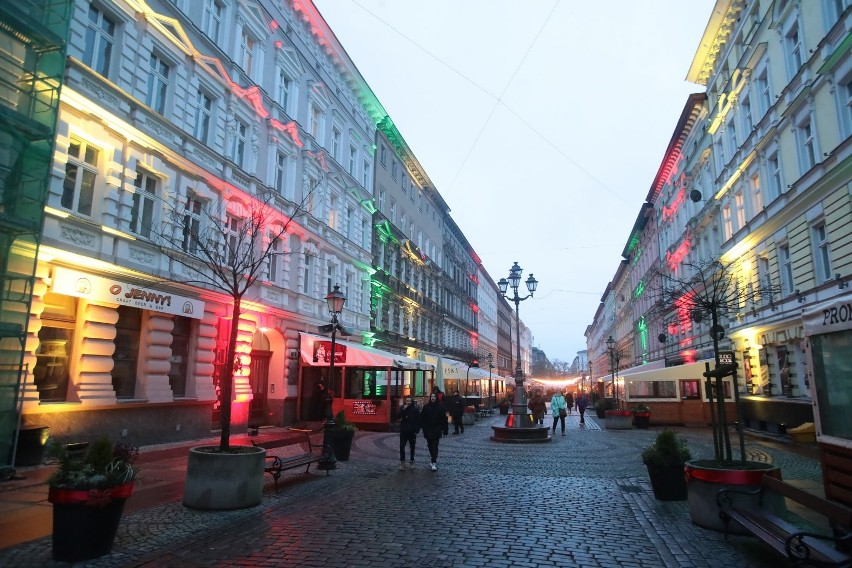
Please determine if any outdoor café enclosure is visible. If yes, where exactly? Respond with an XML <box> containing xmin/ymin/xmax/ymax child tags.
<box><xmin>298</xmin><ymin>333</ymin><xmax>434</xmax><ymax>429</ymax></box>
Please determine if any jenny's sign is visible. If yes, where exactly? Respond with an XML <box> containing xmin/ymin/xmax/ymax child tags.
<box><xmin>51</xmin><ymin>267</ymin><xmax>205</xmax><ymax>319</ymax></box>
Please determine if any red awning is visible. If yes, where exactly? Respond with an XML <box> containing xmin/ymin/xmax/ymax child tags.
<box><xmin>299</xmin><ymin>333</ymin><xmax>433</xmax><ymax>370</ymax></box>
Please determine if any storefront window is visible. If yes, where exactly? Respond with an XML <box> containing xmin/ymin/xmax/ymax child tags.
<box><xmin>628</xmin><ymin>380</ymin><xmax>677</xmax><ymax>399</ymax></box>
<box><xmin>33</xmin><ymin>292</ymin><xmax>77</xmax><ymax>401</ymax></box>
<box><xmin>344</xmin><ymin>368</ymin><xmax>386</xmax><ymax>399</ymax></box>
<box><xmin>169</xmin><ymin>316</ymin><xmax>193</xmax><ymax>397</ymax></box>
<box><xmin>680</xmin><ymin>379</ymin><xmax>701</xmax><ymax>399</ymax></box>
<box><xmin>112</xmin><ymin>306</ymin><xmax>141</xmax><ymax>398</ymax></box>
<box><xmin>811</xmin><ymin>331</ymin><xmax>852</xmax><ymax>440</ymax></box>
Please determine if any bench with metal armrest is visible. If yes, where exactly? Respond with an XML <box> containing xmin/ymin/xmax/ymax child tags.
<box><xmin>251</xmin><ymin>434</ymin><xmax>326</xmax><ymax>489</ymax></box>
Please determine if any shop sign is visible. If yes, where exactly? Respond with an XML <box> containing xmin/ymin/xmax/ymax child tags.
<box><xmin>352</xmin><ymin>401</ymin><xmax>377</xmax><ymax>415</ymax></box>
<box><xmin>51</xmin><ymin>267</ymin><xmax>204</xmax><ymax>319</ymax></box>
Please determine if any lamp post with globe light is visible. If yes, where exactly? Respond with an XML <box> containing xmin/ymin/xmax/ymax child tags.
<box><xmin>318</xmin><ymin>284</ymin><xmax>346</xmax><ymax>471</ymax></box>
<box><xmin>491</xmin><ymin>262</ymin><xmax>550</xmax><ymax>443</ymax></box>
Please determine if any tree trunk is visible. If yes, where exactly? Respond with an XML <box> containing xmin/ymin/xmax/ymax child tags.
<box><xmin>219</xmin><ymin>297</ymin><xmax>242</xmax><ymax>450</ymax></box>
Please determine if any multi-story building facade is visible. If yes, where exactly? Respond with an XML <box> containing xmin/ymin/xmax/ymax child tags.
<box><xmin>18</xmin><ymin>0</ymin><xmax>379</xmax><ymax>445</ymax></box>
<box><xmin>440</xmin><ymin>217</ymin><xmax>478</xmax><ymax>363</ymax></box>
<box><xmin>587</xmin><ymin>0</ymin><xmax>852</xmax><ymax>433</ymax></box>
<box><xmin>369</xmin><ymin>121</ymin><xmax>446</xmax><ymax>364</ymax></box>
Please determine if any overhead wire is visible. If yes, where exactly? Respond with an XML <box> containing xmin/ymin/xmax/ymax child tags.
<box><xmin>345</xmin><ymin>0</ymin><xmax>629</xmax><ymax>204</ymax></box>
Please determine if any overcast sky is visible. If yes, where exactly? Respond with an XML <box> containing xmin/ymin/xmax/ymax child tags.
<box><xmin>312</xmin><ymin>0</ymin><xmax>716</xmax><ymax>364</ymax></box>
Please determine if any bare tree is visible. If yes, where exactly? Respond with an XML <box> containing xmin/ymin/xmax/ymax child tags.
<box><xmin>151</xmin><ymin>184</ymin><xmax>316</xmax><ymax>450</ymax></box>
<box><xmin>654</xmin><ymin>258</ymin><xmax>779</xmax><ymax>463</ymax></box>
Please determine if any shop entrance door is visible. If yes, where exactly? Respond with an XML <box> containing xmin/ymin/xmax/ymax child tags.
<box><xmin>249</xmin><ymin>350</ymin><xmax>271</xmax><ymax>427</ymax></box>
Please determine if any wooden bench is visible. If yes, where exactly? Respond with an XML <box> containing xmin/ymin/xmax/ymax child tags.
<box><xmin>251</xmin><ymin>435</ymin><xmax>327</xmax><ymax>489</ymax></box>
<box><xmin>717</xmin><ymin>475</ymin><xmax>852</xmax><ymax>566</ymax></box>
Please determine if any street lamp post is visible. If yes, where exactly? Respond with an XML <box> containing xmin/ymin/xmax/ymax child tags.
<box><xmin>491</xmin><ymin>262</ymin><xmax>549</xmax><ymax>443</ymax></box>
<box><xmin>318</xmin><ymin>284</ymin><xmax>346</xmax><ymax>471</ymax></box>
<box><xmin>487</xmin><ymin>353</ymin><xmax>494</xmax><ymax>409</ymax></box>
<box><xmin>606</xmin><ymin>335</ymin><xmax>617</xmax><ymax>410</ymax></box>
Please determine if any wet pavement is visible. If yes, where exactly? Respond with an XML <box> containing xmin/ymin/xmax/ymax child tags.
<box><xmin>0</xmin><ymin>411</ymin><xmax>822</xmax><ymax>567</ymax></box>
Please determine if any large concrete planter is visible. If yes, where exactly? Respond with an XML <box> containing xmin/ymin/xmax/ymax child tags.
<box><xmin>684</xmin><ymin>460</ymin><xmax>783</xmax><ymax>533</ymax></box>
<box><xmin>183</xmin><ymin>445</ymin><xmax>266</xmax><ymax>511</ymax></box>
<box><xmin>605</xmin><ymin>410</ymin><xmax>633</xmax><ymax>430</ymax></box>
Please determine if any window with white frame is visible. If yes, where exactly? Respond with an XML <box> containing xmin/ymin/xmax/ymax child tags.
<box><xmin>326</xmin><ymin>263</ymin><xmax>337</xmax><ymax>295</ymax></box>
<box><xmin>380</xmin><ymin>144</ymin><xmax>387</xmax><ymax>167</ymax></box>
<box><xmin>203</xmin><ymin>0</ymin><xmax>223</xmax><ymax>43</ymax></box>
<box><xmin>723</xmin><ymin>204</ymin><xmax>733</xmax><ymax>240</ymax></box>
<box><xmin>345</xmin><ymin>206</ymin><xmax>354</xmax><ymax>240</ymax></box>
<box><xmin>61</xmin><ymin>137</ymin><xmax>99</xmax><ymax>216</ymax></box>
<box><xmin>740</xmin><ymin>95</ymin><xmax>753</xmax><ymax>134</ymax></box>
<box><xmin>302</xmin><ymin>253</ymin><xmax>313</xmax><ymax>295</ymax></box>
<box><xmin>727</xmin><ymin>122</ymin><xmax>737</xmax><ymax>158</ymax></box>
<box><xmin>310</xmin><ymin>104</ymin><xmax>323</xmax><ymax>142</ymax></box>
<box><xmin>796</xmin><ymin>116</ymin><xmax>817</xmax><ymax>172</ymax></box>
<box><xmin>331</xmin><ymin>127</ymin><xmax>341</xmax><ymax>161</ymax></box>
<box><xmin>362</xmin><ymin>218</ymin><xmax>369</xmax><ymax>249</ymax></box>
<box><xmin>840</xmin><ymin>79</ymin><xmax>852</xmax><ymax>140</ymax></box>
<box><xmin>715</xmin><ymin>138</ymin><xmax>726</xmax><ymax>170</ymax></box>
<box><xmin>758</xmin><ymin>255</ymin><xmax>771</xmax><ymax>301</ymax></box>
<box><xmin>812</xmin><ymin>222</ymin><xmax>832</xmax><ymax>283</ymax></box>
<box><xmin>274</xmin><ymin>151</ymin><xmax>288</xmax><ymax>196</ymax></box>
<box><xmin>146</xmin><ymin>52</ymin><xmax>170</xmax><ymax>114</ymax></box>
<box><xmin>363</xmin><ymin>160</ymin><xmax>370</xmax><ymax>188</ymax></box>
<box><xmin>768</xmin><ymin>152</ymin><xmax>783</xmax><ymax>199</ymax></box>
<box><xmin>194</xmin><ymin>89</ymin><xmax>213</xmax><ymax>144</ymax></box>
<box><xmin>377</xmin><ymin>187</ymin><xmax>385</xmax><ymax>213</ymax></box>
<box><xmin>230</xmin><ymin>118</ymin><xmax>247</xmax><ymax>167</ymax></box>
<box><xmin>391</xmin><ymin>160</ymin><xmax>398</xmax><ymax>181</ymax></box>
<box><xmin>130</xmin><ymin>168</ymin><xmax>158</xmax><ymax>238</ymax></box>
<box><xmin>225</xmin><ymin>215</ymin><xmax>241</xmax><ymax>264</ymax></box>
<box><xmin>784</xmin><ymin>20</ymin><xmax>804</xmax><ymax>79</ymax></box>
<box><xmin>329</xmin><ymin>194</ymin><xmax>338</xmax><ymax>230</ymax></box>
<box><xmin>240</xmin><ymin>29</ymin><xmax>255</xmax><ymax>77</ymax></box>
<box><xmin>780</xmin><ymin>243</ymin><xmax>794</xmax><ymax>295</ymax></box>
<box><xmin>756</xmin><ymin>66</ymin><xmax>771</xmax><ymax>118</ymax></box>
<box><xmin>750</xmin><ymin>172</ymin><xmax>762</xmax><ymax>213</ymax></box>
<box><xmin>348</xmin><ymin>145</ymin><xmax>357</xmax><ymax>177</ymax></box>
<box><xmin>735</xmin><ymin>191</ymin><xmax>746</xmax><ymax>229</ymax></box>
<box><xmin>390</xmin><ymin>199</ymin><xmax>396</xmax><ymax>224</ymax></box>
<box><xmin>268</xmin><ymin>234</ymin><xmax>283</xmax><ymax>284</ymax></box>
<box><xmin>182</xmin><ymin>194</ymin><xmax>202</xmax><ymax>253</ymax></box>
<box><xmin>83</xmin><ymin>5</ymin><xmax>116</xmax><ymax>77</ymax></box>
<box><xmin>276</xmin><ymin>67</ymin><xmax>291</xmax><ymax>114</ymax></box>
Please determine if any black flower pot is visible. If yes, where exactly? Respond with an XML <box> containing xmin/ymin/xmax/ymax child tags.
<box><xmin>49</xmin><ymin>483</ymin><xmax>133</xmax><ymax>562</ymax></box>
<box><xmin>331</xmin><ymin>429</ymin><xmax>355</xmax><ymax>461</ymax></box>
<box><xmin>634</xmin><ymin>413</ymin><xmax>651</xmax><ymax>429</ymax></box>
<box><xmin>646</xmin><ymin>464</ymin><xmax>687</xmax><ymax>501</ymax></box>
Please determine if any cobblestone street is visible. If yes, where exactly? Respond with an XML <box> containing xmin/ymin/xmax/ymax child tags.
<box><xmin>0</xmin><ymin>412</ymin><xmax>819</xmax><ymax>567</ymax></box>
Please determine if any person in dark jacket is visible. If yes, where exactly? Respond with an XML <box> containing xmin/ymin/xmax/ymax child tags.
<box><xmin>420</xmin><ymin>392</ymin><xmax>444</xmax><ymax>471</ymax></box>
<box><xmin>448</xmin><ymin>390</ymin><xmax>466</xmax><ymax>434</ymax></box>
<box><xmin>398</xmin><ymin>396</ymin><xmax>420</xmax><ymax>470</ymax></box>
<box><xmin>432</xmin><ymin>386</ymin><xmax>449</xmax><ymax>435</ymax></box>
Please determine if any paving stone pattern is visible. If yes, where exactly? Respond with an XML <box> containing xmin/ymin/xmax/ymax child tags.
<box><xmin>0</xmin><ymin>411</ymin><xmax>814</xmax><ymax>567</ymax></box>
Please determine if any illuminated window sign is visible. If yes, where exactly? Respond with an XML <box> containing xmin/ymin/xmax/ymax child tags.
<box><xmin>352</xmin><ymin>400</ymin><xmax>377</xmax><ymax>415</ymax></box>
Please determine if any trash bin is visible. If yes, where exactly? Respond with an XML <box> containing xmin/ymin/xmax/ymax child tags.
<box><xmin>787</xmin><ymin>422</ymin><xmax>816</xmax><ymax>443</ymax></box>
<box><xmin>15</xmin><ymin>426</ymin><xmax>50</xmax><ymax>466</ymax></box>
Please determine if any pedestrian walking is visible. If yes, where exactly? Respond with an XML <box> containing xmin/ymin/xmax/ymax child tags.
<box><xmin>577</xmin><ymin>392</ymin><xmax>589</xmax><ymax>425</ymax></box>
<box><xmin>449</xmin><ymin>390</ymin><xmax>465</xmax><ymax>434</ymax></box>
<box><xmin>420</xmin><ymin>392</ymin><xmax>444</xmax><ymax>471</ymax></box>
<box><xmin>529</xmin><ymin>389</ymin><xmax>547</xmax><ymax>425</ymax></box>
<box><xmin>565</xmin><ymin>392</ymin><xmax>574</xmax><ymax>415</ymax></box>
<box><xmin>432</xmin><ymin>385</ymin><xmax>449</xmax><ymax>435</ymax></box>
<box><xmin>551</xmin><ymin>391</ymin><xmax>568</xmax><ymax>435</ymax></box>
<box><xmin>398</xmin><ymin>396</ymin><xmax>420</xmax><ymax>470</ymax></box>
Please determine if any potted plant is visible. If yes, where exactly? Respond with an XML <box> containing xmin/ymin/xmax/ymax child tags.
<box><xmin>462</xmin><ymin>405</ymin><xmax>476</xmax><ymax>425</ymax></box>
<box><xmin>330</xmin><ymin>410</ymin><xmax>357</xmax><ymax>461</ymax></box>
<box><xmin>498</xmin><ymin>397</ymin><xmax>511</xmax><ymax>415</ymax></box>
<box><xmin>632</xmin><ymin>403</ymin><xmax>651</xmax><ymax>429</ymax></box>
<box><xmin>594</xmin><ymin>398</ymin><xmax>610</xmax><ymax>419</ymax></box>
<box><xmin>604</xmin><ymin>407</ymin><xmax>633</xmax><ymax>429</ymax></box>
<box><xmin>656</xmin><ymin>259</ymin><xmax>783</xmax><ymax>531</ymax></box>
<box><xmin>642</xmin><ymin>430</ymin><xmax>690</xmax><ymax>500</ymax></box>
<box><xmin>47</xmin><ymin>438</ymin><xmax>139</xmax><ymax>562</ymax></box>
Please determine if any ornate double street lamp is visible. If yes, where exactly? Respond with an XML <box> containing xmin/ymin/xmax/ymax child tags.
<box><xmin>491</xmin><ymin>262</ymin><xmax>549</xmax><ymax>443</ymax></box>
<box><xmin>606</xmin><ymin>335</ymin><xmax>617</xmax><ymax>409</ymax></box>
<box><xmin>318</xmin><ymin>285</ymin><xmax>346</xmax><ymax>471</ymax></box>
